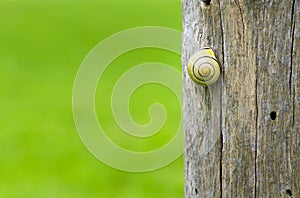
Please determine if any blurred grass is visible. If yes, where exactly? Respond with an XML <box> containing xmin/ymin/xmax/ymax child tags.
<box><xmin>0</xmin><ymin>0</ymin><xmax>183</xmax><ymax>197</ymax></box>
<box><xmin>96</xmin><ymin>48</ymin><xmax>182</xmax><ymax>152</ymax></box>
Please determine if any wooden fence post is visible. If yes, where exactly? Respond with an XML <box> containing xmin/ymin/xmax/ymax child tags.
<box><xmin>182</xmin><ymin>0</ymin><xmax>299</xmax><ymax>197</ymax></box>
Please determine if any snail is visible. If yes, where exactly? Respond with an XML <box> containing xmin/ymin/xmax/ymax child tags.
<box><xmin>188</xmin><ymin>47</ymin><xmax>221</xmax><ymax>86</ymax></box>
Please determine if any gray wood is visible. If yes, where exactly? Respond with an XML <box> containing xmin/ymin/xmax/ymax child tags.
<box><xmin>183</xmin><ymin>0</ymin><xmax>299</xmax><ymax>197</ymax></box>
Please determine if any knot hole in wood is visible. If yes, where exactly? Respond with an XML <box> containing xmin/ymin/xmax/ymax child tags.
<box><xmin>201</xmin><ymin>0</ymin><xmax>211</xmax><ymax>7</ymax></box>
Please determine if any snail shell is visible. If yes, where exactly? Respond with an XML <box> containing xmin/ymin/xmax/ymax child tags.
<box><xmin>188</xmin><ymin>47</ymin><xmax>221</xmax><ymax>86</ymax></box>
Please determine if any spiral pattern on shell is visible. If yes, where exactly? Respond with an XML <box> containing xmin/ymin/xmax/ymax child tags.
<box><xmin>188</xmin><ymin>47</ymin><xmax>221</xmax><ymax>86</ymax></box>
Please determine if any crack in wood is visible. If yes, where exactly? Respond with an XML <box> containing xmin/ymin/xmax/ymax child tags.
<box><xmin>234</xmin><ymin>0</ymin><xmax>245</xmax><ymax>44</ymax></box>
<box><xmin>254</xmin><ymin>21</ymin><xmax>259</xmax><ymax>198</ymax></box>
<box><xmin>216</xmin><ymin>0</ymin><xmax>224</xmax><ymax>197</ymax></box>
<box><xmin>290</xmin><ymin>0</ymin><xmax>296</xmax><ymax>127</ymax></box>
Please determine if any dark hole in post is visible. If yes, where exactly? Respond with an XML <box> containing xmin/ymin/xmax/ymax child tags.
<box><xmin>286</xmin><ymin>189</ymin><xmax>292</xmax><ymax>196</ymax></box>
<box><xmin>201</xmin><ymin>0</ymin><xmax>211</xmax><ymax>6</ymax></box>
<box><xmin>195</xmin><ymin>188</ymin><xmax>198</xmax><ymax>194</ymax></box>
<box><xmin>270</xmin><ymin>111</ymin><xmax>277</xmax><ymax>120</ymax></box>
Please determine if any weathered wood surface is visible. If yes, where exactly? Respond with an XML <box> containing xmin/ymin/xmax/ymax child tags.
<box><xmin>183</xmin><ymin>0</ymin><xmax>299</xmax><ymax>197</ymax></box>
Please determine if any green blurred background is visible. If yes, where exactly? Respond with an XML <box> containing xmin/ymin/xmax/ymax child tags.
<box><xmin>0</xmin><ymin>0</ymin><xmax>183</xmax><ymax>197</ymax></box>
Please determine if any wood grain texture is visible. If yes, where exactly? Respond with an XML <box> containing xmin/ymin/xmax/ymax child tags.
<box><xmin>183</xmin><ymin>0</ymin><xmax>299</xmax><ymax>197</ymax></box>
<box><xmin>183</xmin><ymin>0</ymin><xmax>223</xmax><ymax>197</ymax></box>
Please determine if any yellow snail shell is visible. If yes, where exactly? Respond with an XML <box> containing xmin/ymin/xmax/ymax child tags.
<box><xmin>188</xmin><ymin>47</ymin><xmax>221</xmax><ymax>86</ymax></box>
